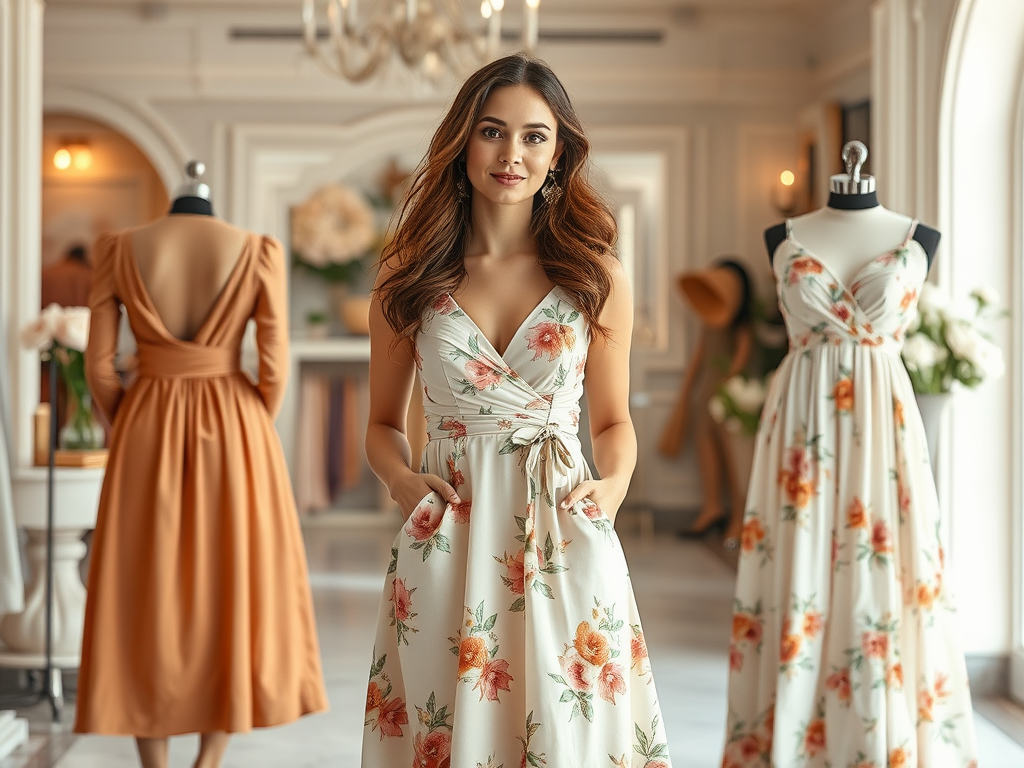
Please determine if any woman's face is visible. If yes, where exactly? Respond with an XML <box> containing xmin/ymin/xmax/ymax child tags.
<box><xmin>464</xmin><ymin>84</ymin><xmax>564</xmax><ymax>208</ymax></box>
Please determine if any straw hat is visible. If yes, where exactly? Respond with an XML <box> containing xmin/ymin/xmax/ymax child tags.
<box><xmin>678</xmin><ymin>261</ymin><xmax>749</xmax><ymax>328</ymax></box>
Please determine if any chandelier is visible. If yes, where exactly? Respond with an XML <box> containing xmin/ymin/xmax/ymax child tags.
<box><xmin>301</xmin><ymin>0</ymin><xmax>541</xmax><ymax>83</ymax></box>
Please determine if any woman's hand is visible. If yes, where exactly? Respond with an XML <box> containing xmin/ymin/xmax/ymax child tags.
<box><xmin>391</xmin><ymin>469</ymin><xmax>461</xmax><ymax>521</ymax></box>
<box><xmin>559</xmin><ymin>475</ymin><xmax>630</xmax><ymax>524</ymax></box>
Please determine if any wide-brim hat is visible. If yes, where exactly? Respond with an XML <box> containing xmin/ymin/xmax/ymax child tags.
<box><xmin>679</xmin><ymin>263</ymin><xmax>747</xmax><ymax>328</ymax></box>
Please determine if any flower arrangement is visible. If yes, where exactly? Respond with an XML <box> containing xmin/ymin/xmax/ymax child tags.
<box><xmin>21</xmin><ymin>304</ymin><xmax>103</xmax><ymax>450</ymax></box>
<box><xmin>290</xmin><ymin>183</ymin><xmax>378</xmax><ymax>286</ymax></box>
<box><xmin>708</xmin><ymin>374</ymin><xmax>773</xmax><ymax>436</ymax></box>
<box><xmin>901</xmin><ymin>283</ymin><xmax>1005</xmax><ymax>394</ymax></box>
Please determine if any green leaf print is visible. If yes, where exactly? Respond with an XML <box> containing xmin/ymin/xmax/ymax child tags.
<box><xmin>566</xmin><ymin>309</ymin><xmax>580</xmax><ymax>323</ymax></box>
<box><xmin>480</xmin><ymin>405</ymin><xmax>493</xmax><ymax>415</ymax></box>
<box><xmin>510</xmin><ymin>596</ymin><xmax>526</xmax><ymax>612</ymax></box>
<box><xmin>387</xmin><ymin>546</ymin><xmax>398</xmax><ymax>575</ymax></box>
<box><xmin>499</xmin><ymin>437</ymin><xmax>520</xmax><ymax>455</ymax></box>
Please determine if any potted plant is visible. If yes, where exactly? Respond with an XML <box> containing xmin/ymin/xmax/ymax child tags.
<box><xmin>901</xmin><ymin>282</ymin><xmax>1005</xmax><ymax>472</ymax></box>
<box><xmin>305</xmin><ymin>310</ymin><xmax>330</xmax><ymax>339</ymax></box>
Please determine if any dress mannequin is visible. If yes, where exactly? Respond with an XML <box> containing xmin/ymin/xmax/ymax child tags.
<box><xmin>76</xmin><ymin>160</ymin><xmax>328</xmax><ymax>768</ymax></box>
<box><xmin>764</xmin><ymin>142</ymin><xmax>939</xmax><ymax>275</ymax></box>
<box><xmin>658</xmin><ymin>259</ymin><xmax>753</xmax><ymax>543</ymax></box>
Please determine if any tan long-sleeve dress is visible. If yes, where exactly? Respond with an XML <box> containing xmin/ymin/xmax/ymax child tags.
<box><xmin>74</xmin><ymin>229</ymin><xmax>328</xmax><ymax>738</ymax></box>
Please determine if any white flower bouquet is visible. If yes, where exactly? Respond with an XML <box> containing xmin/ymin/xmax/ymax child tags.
<box><xmin>290</xmin><ymin>183</ymin><xmax>378</xmax><ymax>286</ymax></box>
<box><xmin>902</xmin><ymin>283</ymin><xmax>1005</xmax><ymax>394</ymax></box>
<box><xmin>708</xmin><ymin>374</ymin><xmax>773</xmax><ymax>436</ymax></box>
<box><xmin>21</xmin><ymin>304</ymin><xmax>103</xmax><ymax>449</ymax></box>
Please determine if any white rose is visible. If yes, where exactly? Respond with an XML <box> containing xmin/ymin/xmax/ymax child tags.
<box><xmin>902</xmin><ymin>333</ymin><xmax>948</xmax><ymax>371</ymax></box>
<box><xmin>20</xmin><ymin>304</ymin><xmax>63</xmax><ymax>351</ymax></box>
<box><xmin>940</xmin><ymin>296</ymin><xmax>976</xmax><ymax>324</ymax></box>
<box><xmin>55</xmin><ymin>306</ymin><xmax>90</xmax><ymax>351</ymax></box>
<box><xmin>970</xmin><ymin>282</ymin><xmax>1000</xmax><ymax>308</ymax></box>
<box><xmin>944</xmin><ymin>320</ymin><xmax>978</xmax><ymax>361</ymax></box>
<box><xmin>969</xmin><ymin>335</ymin><xmax>1005</xmax><ymax>380</ymax></box>
<box><xmin>707</xmin><ymin>395</ymin><xmax>727</xmax><ymax>424</ymax></box>
<box><xmin>723</xmin><ymin>376</ymin><xmax>767</xmax><ymax>415</ymax></box>
<box><xmin>917</xmin><ymin>283</ymin><xmax>948</xmax><ymax>314</ymax></box>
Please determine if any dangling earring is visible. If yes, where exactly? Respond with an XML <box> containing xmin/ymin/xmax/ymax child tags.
<box><xmin>456</xmin><ymin>160</ymin><xmax>469</xmax><ymax>200</ymax></box>
<box><xmin>541</xmin><ymin>168</ymin><xmax>562</xmax><ymax>205</ymax></box>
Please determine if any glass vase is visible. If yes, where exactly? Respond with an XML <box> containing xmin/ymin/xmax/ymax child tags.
<box><xmin>56</xmin><ymin>351</ymin><xmax>105</xmax><ymax>451</ymax></box>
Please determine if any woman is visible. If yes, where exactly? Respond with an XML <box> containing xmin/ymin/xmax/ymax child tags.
<box><xmin>361</xmin><ymin>53</ymin><xmax>672</xmax><ymax>767</ymax></box>
<box><xmin>77</xmin><ymin>214</ymin><xmax>328</xmax><ymax>768</ymax></box>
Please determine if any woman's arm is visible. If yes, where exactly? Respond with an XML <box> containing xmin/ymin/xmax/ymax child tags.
<box><xmin>366</xmin><ymin>265</ymin><xmax>460</xmax><ymax>520</ymax></box>
<box><xmin>559</xmin><ymin>257</ymin><xmax>636</xmax><ymax>522</ymax></box>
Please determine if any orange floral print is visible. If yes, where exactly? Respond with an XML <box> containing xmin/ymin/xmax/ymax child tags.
<box><xmin>900</xmin><ymin>288</ymin><xmax>918</xmax><ymax>312</ymax></box>
<box><xmin>732</xmin><ymin>613</ymin><xmax>763</xmax><ymax>645</ymax></box>
<box><xmin>780</xmin><ymin>632</ymin><xmax>802</xmax><ymax>663</ymax></box>
<box><xmin>458</xmin><ymin>636</ymin><xmax>489</xmax><ymax>676</ymax></box>
<box><xmin>446</xmin><ymin>456</ymin><xmax>464</xmax><ymax>489</ymax></box>
<box><xmin>474</xmin><ymin>658</ymin><xmax>513</xmax><ymax>702</ymax></box>
<box><xmin>433</xmin><ymin>294</ymin><xmax>459</xmax><ymax>315</ymax></box>
<box><xmin>407</xmin><ymin>501</ymin><xmax>443</xmax><ymax>542</ymax></box>
<box><xmin>574</xmin><ymin>621</ymin><xmax>610</xmax><ymax>666</ymax></box>
<box><xmin>894</xmin><ymin>397</ymin><xmax>905</xmax><ymax>428</ymax></box>
<box><xmin>919</xmin><ymin>689</ymin><xmax>935</xmax><ymax>722</ymax></box>
<box><xmin>413</xmin><ymin>730</ymin><xmax>452</xmax><ymax>768</ymax></box>
<box><xmin>374</xmin><ymin>696</ymin><xmax>409</xmax><ymax>739</ymax></box>
<box><xmin>935</xmin><ymin>672</ymin><xmax>951</xmax><ymax>700</ymax></box>
<box><xmin>871</xmin><ymin>520</ymin><xmax>893</xmax><ymax>554</ymax></box>
<box><xmin>804</xmin><ymin>719</ymin><xmax>826</xmax><ymax>756</ymax></box>
<box><xmin>889</xmin><ymin>747</ymin><xmax>909</xmax><ymax>768</ymax></box>
<box><xmin>729</xmin><ymin>646</ymin><xmax>743</xmax><ymax>671</ymax></box>
<box><xmin>826</xmin><ymin>669</ymin><xmax>852</xmax><ymax>703</ymax></box>
<box><xmin>862</xmin><ymin>631</ymin><xmax>889</xmax><ymax>660</ymax></box>
<box><xmin>917</xmin><ymin>583</ymin><xmax>936</xmax><ymax>610</ymax></box>
<box><xmin>741</xmin><ymin>519</ymin><xmax>766</xmax><ymax>552</ymax></box>
<box><xmin>366</xmin><ymin>681</ymin><xmax>385</xmax><ymax>713</ymax></box>
<box><xmin>788</xmin><ymin>256</ymin><xmax>824</xmax><ymax>284</ymax></box>
<box><xmin>847</xmin><ymin>497</ymin><xmax>869</xmax><ymax>529</ymax></box>
<box><xmin>802</xmin><ymin>611</ymin><xmax>823</xmax><ymax>639</ymax></box>
<box><xmin>596</xmin><ymin>662</ymin><xmax>627</xmax><ymax>704</ymax></box>
<box><xmin>777</xmin><ymin>445</ymin><xmax>816</xmax><ymax>509</ymax></box>
<box><xmin>631</xmin><ymin>631</ymin><xmax>649</xmax><ymax>670</ymax></box>
<box><xmin>832</xmin><ymin>378</ymin><xmax>854</xmax><ymax>411</ymax></box>
<box><xmin>886</xmin><ymin>662</ymin><xmax>904</xmax><ymax>689</ymax></box>
<box><xmin>465</xmin><ymin>358</ymin><xmax>504</xmax><ymax>389</ymax></box>
<box><xmin>525</xmin><ymin>321</ymin><xmax>576</xmax><ymax>361</ymax></box>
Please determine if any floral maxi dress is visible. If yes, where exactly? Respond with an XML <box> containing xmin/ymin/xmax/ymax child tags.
<box><xmin>361</xmin><ymin>287</ymin><xmax>672</xmax><ymax>768</ymax></box>
<box><xmin>722</xmin><ymin>221</ymin><xmax>978</xmax><ymax>768</ymax></box>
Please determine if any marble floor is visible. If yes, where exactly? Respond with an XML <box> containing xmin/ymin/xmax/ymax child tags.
<box><xmin>5</xmin><ymin>523</ymin><xmax>1024</xmax><ymax>767</ymax></box>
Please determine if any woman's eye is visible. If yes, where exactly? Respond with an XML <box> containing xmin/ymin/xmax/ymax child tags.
<box><xmin>527</xmin><ymin>133</ymin><xmax>547</xmax><ymax>144</ymax></box>
<box><xmin>482</xmin><ymin>127</ymin><xmax>501</xmax><ymax>139</ymax></box>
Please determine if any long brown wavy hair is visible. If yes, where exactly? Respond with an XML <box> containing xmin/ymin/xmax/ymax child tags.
<box><xmin>377</xmin><ymin>52</ymin><xmax>617</xmax><ymax>348</ymax></box>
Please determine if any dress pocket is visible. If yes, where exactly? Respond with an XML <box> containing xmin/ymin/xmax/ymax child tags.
<box><xmin>403</xmin><ymin>490</ymin><xmax>446</xmax><ymax>536</ymax></box>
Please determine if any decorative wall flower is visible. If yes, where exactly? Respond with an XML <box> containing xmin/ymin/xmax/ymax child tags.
<box><xmin>290</xmin><ymin>183</ymin><xmax>378</xmax><ymax>286</ymax></box>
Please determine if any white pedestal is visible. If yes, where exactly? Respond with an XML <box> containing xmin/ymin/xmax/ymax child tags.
<box><xmin>0</xmin><ymin>528</ymin><xmax>88</xmax><ymax>658</ymax></box>
<box><xmin>0</xmin><ymin>466</ymin><xmax>101</xmax><ymax>668</ymax></box>
<box><xmin>0</xmin><ymin>710</ymin><xmax>29</xmax><ymax>762</ymax></box>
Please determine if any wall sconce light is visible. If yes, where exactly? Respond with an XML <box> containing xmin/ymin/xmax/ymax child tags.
<box><xmin>772</xmin><ymin>169</ymin><xmax>798</xmax><ymax>215</ymax></box>
<box><xmin>53</xmin><ymin>139</ymin><xmax>92</xmax><ymax>171</ymax></box>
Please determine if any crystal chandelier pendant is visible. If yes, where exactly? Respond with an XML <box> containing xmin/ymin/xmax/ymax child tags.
<box><xmin>301</xmin><ymin>0</ymin><xmax>541</xmax><ymax>84</ymax></box>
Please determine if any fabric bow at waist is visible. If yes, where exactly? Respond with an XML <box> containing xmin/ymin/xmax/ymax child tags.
<box><xmin>510</xmin><ymin>423</ymin><xmax>576</xmax><ymax>481</ymax></box>
<box><xmin>136</xmin><ymin>344</ymin><xmax>241</xmax><ymax>379</ymax></box>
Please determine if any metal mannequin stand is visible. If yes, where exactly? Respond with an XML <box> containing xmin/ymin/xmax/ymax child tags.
<box><xmin>0</xmin><ymin>353</ymin><xmax>64</xmax><ymax>721</ymax></box>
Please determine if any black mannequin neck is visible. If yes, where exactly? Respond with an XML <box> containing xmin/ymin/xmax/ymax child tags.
<box><xmin>169</xmin><ymin>196</ymin><xmax>214</xmax><ymax>216</ymax></box>
<box><xmin>827</xmin><ymin>191</ymin><xmax>878</xmax><ymax>210</ymax></box>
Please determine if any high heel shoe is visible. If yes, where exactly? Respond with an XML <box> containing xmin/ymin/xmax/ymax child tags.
<box><xmin>677</xmin><ymin>510</ymin><xmax>728</xmax><ymax>538</ymax></box>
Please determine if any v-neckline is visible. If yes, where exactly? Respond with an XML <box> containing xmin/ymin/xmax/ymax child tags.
<box><xmin>446</xmin><ymin>286</ymin><xmax>559</xmax><ymax>360</ymax></box>
<box><xmin>782</xmin><ymin>223</ymin><xmax>917</xmax><ymax>296</ymax></box>
<box><xmin>124</xmin><ymin>231</ymin><xmax>254</xmax><ymax>344</ymax></box>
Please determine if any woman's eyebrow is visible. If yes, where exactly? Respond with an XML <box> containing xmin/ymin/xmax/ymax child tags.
<box><xmin>477</xmin><ymin>116</ymin><xmax>552</xmax><ymax>131</ymax></box>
